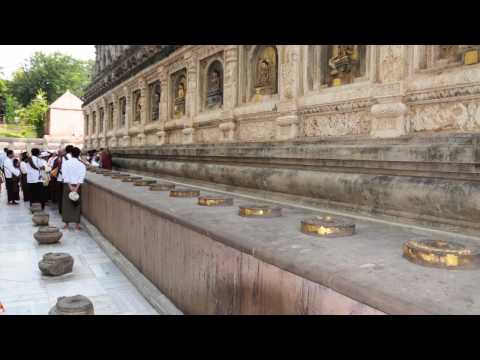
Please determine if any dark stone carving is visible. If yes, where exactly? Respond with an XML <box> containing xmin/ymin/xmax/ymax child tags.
<box><xmin>84</xmin><ymin>45</ymin><xmax>182</xmax><ymax>106</ymax></box>
<box><xmin>206</xmin><ymin>61</ymin><xmax>223</xmax><ymax>110</ymax></box>
<box><xmin>34</xmin><ymin>226</ymin><xmax>63</xmax><ymax>244</ymax></box>
<box><xmin>32</xmin><ymin>212</ymin><xmax>49</xmax><ymax>226</ymax></box>
<box><xmin>38</xmin><ymin>252</ymin><xmax>74</xmax><ymax>276</ymax></box>
<box><xmin>49</xmin><ymin>295</ymin><xmax>94</xmax><ymax>315</ymax></box>
<box><xmin>119</xmin><ymin>97</ymin><xmax>126</xmax><ymax>127</ymax></box>
<box><xmin>133</xmin><ymin>90</ymin><xmax>142</xmax><ymax>123</ymax></box>
<box><xmin>150</xmin><ymin>81</ymin><xmax>161</xmax><ymax>121</ymax></box>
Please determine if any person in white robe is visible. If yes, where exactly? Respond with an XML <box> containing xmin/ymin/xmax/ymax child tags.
<box><xmin>61</xmin><ymin>147</ymin><xmax>86</xmax><ymax>230</ymax></box>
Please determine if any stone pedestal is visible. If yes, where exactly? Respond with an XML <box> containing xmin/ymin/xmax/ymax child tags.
<box><xmin>182</xmin><ymin>127</ymin><xmax>194</xmax><ymax>144</ymax></box>
<box><xmin>371</xmin><ymin>97</ymin><xmax>409</xmax><ymax>138</ymax></box>
<box><xmin>38</xmin><ymin>252</ymin><xmax>74</xmax><ymax>276</ymax></box>
<box><xmin>30</xmin><ymin>203</ymin><xmax>42</xmax><ymax>214</ymax></box>
<box><xmin>49</xmin><ymin>295</ymin><xmax>94</xmax><ymax>315</ymax></box>
<box><xmin>275</xmin><ymin>114</ymin><xmax>299</xmax><ymax>141</ymax></box>
<box><xmin>32</xmin><ymin>212</ymin><xmax>49</xmax><ymax>226</ymax></box>
<box><xmin>219</xmin><ymin>121</ymin><xmax>236</xmax><ymax>142</ymax></box>
<box><xmin>34</xmin><ymin>227</ymin><xmax>63</xmax><ymax>244</ymax></box>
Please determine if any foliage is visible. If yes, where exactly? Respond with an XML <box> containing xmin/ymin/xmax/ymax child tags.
<box><xmin>4</xmin><ymin>94</ymin><xmax>20</xmax><ymax>124</ymax></box>
<box><xmin>22</xmin><ymin>90</ymin><xmax>49</xmax><ymax>137</ymax></box>
<box><xmin>8</xmin><ymin>52</ymin><xmax>94</xmax><ymax>106</ymax></box>
<box><xmin>0</xmin><ymin>124</ymin><xmax>37</xmax><ymax>139</ymax></box>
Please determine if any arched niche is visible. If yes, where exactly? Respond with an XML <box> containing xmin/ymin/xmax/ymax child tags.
<box><xmin>250</xmin><ymin>45</ymin><xmax>278</xmax><ymax>98</ymax></box>
<box><xmin>321</xmin><ymin>45</ymin><xmax>367</xmax><ymax>87</ymax></box>
<box><xmin>149</xmin><ymin>81</ymin><xmax>161</xmax><ymax>121</ymax></box>
<box><xmin>204</xmin><ymin>59</ymin><xmax>223</xmax><ymax>111</ymax></box>
<box><xmin>171</xmin><ymin>69</ymin><xmax>187</xmax><ymax>119</ymax></box>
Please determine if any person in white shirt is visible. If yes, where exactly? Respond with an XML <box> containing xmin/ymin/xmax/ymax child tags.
<box><xmin>61</xmin><ymin>147</ymin><xmax>86</xmax><ymax>230</ymax></box>
<box><xmin>19</xmin><ymin>152</ymin><xmax>30</xmax><ymax>202</ymax></box>
<box><xmin>27</xmin><ymin>148</ymin><xmax>48</xmax><ymax>210</ymax></box>
<box><xmin>57</xmin><ymin>145</ymin><xmax>74</xmax><ymax>215</ymax></box>
<box><xmin>4</xmin><ymin>150</ymin><xmax>21</xmax><ymax>205</ymax></box>
<box><xmin>0</xmin><ymin>147</ymin><xmax>8</xmax><ymax>194</ymax></box>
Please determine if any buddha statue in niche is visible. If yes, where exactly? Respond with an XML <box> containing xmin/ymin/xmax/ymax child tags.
<box><xmin>174</xmin><ymin>76</ymin><xmax>186</xmax><ymax>119</ymax></box>
<box><xmin>328</xmin><ymin>45</ymin><xmax>358</xmax><ymax>86</ymax></box>
<box><xmin>151</xmin><ymin>83</ymin><xmax>160</xmax><ymax>121</ymax></box>
<box><xmin>206</xmin><ymin>62</ymin><xmax>223</xmax><ymax>110</ymax></box>
<box><xmin>254</xmin><ymin>46</ymin><xmax>277</xmax><ymax>97</ymax></box>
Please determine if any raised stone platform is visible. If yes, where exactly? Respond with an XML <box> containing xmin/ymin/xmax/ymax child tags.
<box><xmin>111</xmin><ymin>132</ymin><xmax>480</xmax><ymax>235</ymax></box>
<box><xmin>83</xmin><ymin>171</ymin><xmax>480</xmax><ymax>315</ymax></box>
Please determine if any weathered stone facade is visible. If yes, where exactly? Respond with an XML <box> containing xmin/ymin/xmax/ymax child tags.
<box><xmin>84</xmin><ymin>45</ymin><xmax>480</xmax><ymax>146</ymax></box>
<box><xmin>83</xmin><ymin>45</ymin><xmax>480</xmax><ymax>232</ymax></box>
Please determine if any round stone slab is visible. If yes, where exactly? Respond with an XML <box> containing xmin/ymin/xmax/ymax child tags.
<box><xmin>170</xmin><ymin>188</ymin><xmax>200</xmax><ymax>198</ymax></box>
<box><xmin>238</xmin><ymin>205</ymin><xmax>282</xmax><ymax>218</ymax></box>
<box><xmin>38</xmin><ymin>252</ymin><xmax>74</xmax><ymax>276</ymax></box>
<box><xmin>30</xmin><ymin>203</ymin><xmax>42</xmax><ymax>214</ymax></box>
<box><xmin>149</xmin><ymin>183</ymin><xmax>175</xmax><ymax>191</ymax></box>
<box><xmin>301</xmin><ymin>216</ymin><xmax>356</xmax><ymax>238</ymax></box>
<box><xmin>32</xmin><ymin>212</ymin><xmax>49</xmax><ymax>226</ymax></box>
<box><xmin>34</xmin><ymin>226</ymin><xmax>63</xmax><ymax>245</ymax></box>
<box><xmin>49</xmin><ymin>295</ymin><xmax>94</xmax><ymax>315</ymax></box>
<box><xmin>403</xmin><ymin>239</ymin><xmax>480</xmax><ymax>269</ymax></box>
<box><xmin>198</xmin><ymin>196</ymin><xmax>233</xmax><ymax>207</ymax></box>
<box><xmin>122</xmin><ymin>176</ymin><xmax>143</xmax><ymax>183</ymax></box>
<box><xmin>134</xmin><ymin>179</ymin><xmax>157</xmax><ymax>186</ymax></box>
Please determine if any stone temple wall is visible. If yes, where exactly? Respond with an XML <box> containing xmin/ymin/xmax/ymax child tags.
<box><xmin>83</xmin><ymin>45</ymin><xmax>480</xmax><ymax>147</ymax></box>
<box><xmin>82</xmin><ymin>45</ymin><xmax>480</xmax><ymax>232</ymax></box>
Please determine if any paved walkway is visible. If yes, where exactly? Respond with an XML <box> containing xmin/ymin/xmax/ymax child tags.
<box><xmin>0</xmin><ymin>189</ymin><xmax>157</xmax><ymax>315</ymax></box>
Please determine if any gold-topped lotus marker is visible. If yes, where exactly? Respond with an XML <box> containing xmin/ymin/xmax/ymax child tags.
<box><xmin>112</xmin><ymin>173</ymin><xmax>130</xmax><ymax>180</ymax></box>
<box><xmin>170</xmin><ymin>188</ymin><xmax>200</xmax><ymax>198</ymax></box>
<box><xmin>238</xmin><ymin>205</ymin><xmax>282</xmax><ymax>218</ymax></box>
<box><xmin>198</xmin><ymin>196</ymin><xmax>233</xmax><ymax>207</ymax></box>
<box><xmin>133</xmin><ymin>179</ymin><xmax>157</xmax><ymax>187</ymax></box>
<box><xmin>149</xmin><ymin>183</ymin><xmax>175</xmax><ymax>191</ymax></box>
<box><xmin>301</xmin><ymin>216</ymin><xmax>355</xmax><ymax>238</ymax></box>
<box><xmin>403</xmin><ymin>239</ymin><xmax>480</xmax><ymax>269</ymax></box>
<box><xmin>122</xmin><ymin>176</ymin><xmax>143</xmax><ymax>183</ymax></box>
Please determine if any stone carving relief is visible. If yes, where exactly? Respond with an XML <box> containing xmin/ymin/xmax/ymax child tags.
<box><xmin>301</xmin><ymin>111</ymin><xmax>371</xmax><ymax>137</ymax></box>
<box><xmin>119</xmin><ymin>97</ymin><xmax>126</xmax><ymax>127</ymax></box>
<box><xmin>133</xmin><ymin>90</ymin><xmax>142</xmax><ymax>123</ymax></box>
<box><xmin>237</xmin><ymin>120</ymin><xmax>276</xmax><ymax>142</ymax></box>
<box><xmin>205</xmin><ymin>60</ymin><xmax>223</xmax><ymax>110</ymax></box>
<box><xmin>99</xmin><ymin>107</ymin><xmax>105</xmax><ymax>133</ymax></box>
<box><xmin>324</xmin><ymin>45</ymin><xmax>366</xmax><ymax>86</ymax></box>
<box><xmin>171</xmin><ymin>69</ymin><xmax>187</xmax><ymax>119</ymax></box>
<box><xmin>92</xmin><ymin>111</ymin><xmax>97</xmax><ymax>134</ymax></box>
<box><xmin>379</xmin><ymin>45</ymin><xmax>403</xmax><ymax>83</ymax></box>
<box><xmin>253</xmin><ymin>46</ymin><xmax>278</xmax><ymax>97</ymax></box>
<box><xmin>281</xmin><ymin>46</ymin><xmax>299</xmax><ymax>99</ymax></box>
<box><xmin>409</xmin><ymin>101</ymin><xmax>480</xmax><ymax>133</ymax></box>
<box><xmin>108</xmin><ymin>102</ymin><xmax>114</xmax><ymax>130</ymax></box>
<box><xmin>149</xmin><ymin>81</ymin><xmax>161</xmax><ymax>121</ymax></box>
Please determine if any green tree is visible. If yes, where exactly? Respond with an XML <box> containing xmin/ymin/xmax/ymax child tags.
<box><xmin>4</xmin><ymin>94</ymin><xmax>20</xmax><ymax>123</ymax></box>
<box><xmin>8</xmin><ymin>52</ymin><xmax>94</xmax><ymax>106</ymax></box>
<box><xmin>23</xmin><ymin>89</ymin><xmax>48</xmax><ymax>137</ymax></box>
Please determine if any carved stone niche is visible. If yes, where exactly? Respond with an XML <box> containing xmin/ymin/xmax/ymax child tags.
<box><xmin>119</xmin><ymin>96</ymin><xmax>127</xmax><ymax>127</ymax></box>
<box><xmin>322</xmin><ymin>45</ymin><xmax>367</xmax><ymax>87</ymax></box>
<box><xmin>251</xmin><ymin>46</ymin><xmax>278</xmax><ymax>101</ymax></box>
<box><xmin>171</xmin><ymin>69</ymin><xmax>187</xmax><ymax>119</ymax></box>
<box><xmin>200</xmin><ymin>53</ymin><xmax>224</xmax><ymax>112</ymax></box>
<box><xmin>149</xmin><ymin>80</ymin><xmax>161</xmax><ymax>122</ymax></box>
<box><xmin>132</xmin><ymin>89</ymin><xmax>142</xmax><ymax>124</ymax></box>
<box><xmin>370</xmin><ymin>96</ymin><xmax>409</xmax><ymax>138</ymax></box>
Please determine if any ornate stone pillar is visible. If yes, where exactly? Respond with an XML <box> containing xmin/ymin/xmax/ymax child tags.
<box><xmin>122</xmin><ymin>86</ymin><xmax>131</xmax><ymax>147</ymax></box>
<box><xmin>183</xmin><ymin>54</ymin><xmax>197</xmax><ymax>144</ymax></box>
<box><xmin>371</xmin><ymin>45</ymin><xmax>409</xmax><ymax>138</ymax></box>
<box><xmin>219</xmin><ymin>45</ymin><xmax>238</xmax><ymax>142</ymax></box>
<box><xmin>276</xmin><ymin>45</ymin><xmax>301</xmax><ymax>141</ymax></box>
<box><xmin>157</xmin><ymin>67</ymin><xmax>168</xmax><ymax>145</ymax></box>
<box><xmin>110</xmin><ymin>93</ymin><xmax>118</xmax><ymax>148</ymax></box>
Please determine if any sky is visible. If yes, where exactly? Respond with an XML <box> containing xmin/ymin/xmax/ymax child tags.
<box><xmin>0</xmin><ymin>45</ymin><xmax>96</xmax><ymax>79</ymax></box>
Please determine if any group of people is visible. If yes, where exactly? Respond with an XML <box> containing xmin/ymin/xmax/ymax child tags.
<box><xmin>0</xmin><ymin>146</ymin><xmax>112</xmax><ymax>230</ymax></box>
